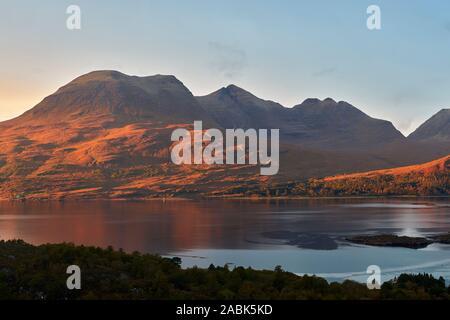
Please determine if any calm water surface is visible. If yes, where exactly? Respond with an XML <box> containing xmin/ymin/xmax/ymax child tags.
<box><xmin>1</xmin><ymin>199</ymin><xmax>450</xmax><ymax>283</ymax></box>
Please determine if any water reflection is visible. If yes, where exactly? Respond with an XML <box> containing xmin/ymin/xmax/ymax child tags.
<box><xmin>1</xmin><ymin>199</ymin><xmax>450</xmax><ymax>253</ymax></box>
<box><xmin>1</xmin><ymin>199</ymin><xmax>450</xmax><ymax>281</ymax></box>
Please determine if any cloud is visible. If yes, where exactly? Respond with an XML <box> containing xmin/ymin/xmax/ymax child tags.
<box><xmin>396</xmin><ymin>117</ymin><xmax>416</xmax><ymax>135</ymax></box>
<box><xmin>387</xmin><ymin>86</ymin><xmax>430</xmax><ymax>135</ymax></box>
<box><xmin>390</xmin><ymin>86</ymin><xmax>427</xmax><ymax>107</ymax></box>
<box><xmin>208</xmin><ymin>42</ymin><xmax>247</xmax><ymax>79</ymax></box>
<box><xmin>445</xmin><ymin>21</ymin><xmax>450</xmax><ymax>32</ymax></box>
<box><xmin>312</xmin><ymin>67</ymin><xmax>336</xmax><ymax>77</ymax></box>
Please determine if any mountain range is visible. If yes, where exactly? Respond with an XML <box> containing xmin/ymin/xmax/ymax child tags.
<box><xmin>0</xmin><ymin>70</ymin><xmax>448</xmax><ymax>199</ymax></box>
<box><xmin>198</xmin><ymin>86</ymin><xmax>405</xmax><ymax>150</ymax></box>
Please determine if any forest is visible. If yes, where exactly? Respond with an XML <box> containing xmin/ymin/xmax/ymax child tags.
<box><xmin>219</xmin><ymin>171</ymin><xmax>450</xmax><ymax>197</ymax></box>
<box><xmin>0</xmin><ymin>240</ymin><xmax>449</xmax><ymax>300</ymax></box>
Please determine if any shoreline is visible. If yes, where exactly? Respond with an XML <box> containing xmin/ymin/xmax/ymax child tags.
<box><xmin>1</xmin><ymin>195</ymin><xmax>449</xmax><ymax>203</ymax></box>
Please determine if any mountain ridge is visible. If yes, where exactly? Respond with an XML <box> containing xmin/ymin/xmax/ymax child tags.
<box><xmin>197</xmin><ymin>85</ymin><xmax>406</xmax><ymax>151</ymax></box>
<box><xmin>0</xmin><ymin>70</ymin><xmax>449</xmax><ymax>200</ymax></box>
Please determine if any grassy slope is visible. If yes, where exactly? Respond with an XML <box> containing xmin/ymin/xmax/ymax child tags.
<box><xmin>222</xmin><ymin>154</ymin><xmax>450</xmax><ymax>197</ymax></box>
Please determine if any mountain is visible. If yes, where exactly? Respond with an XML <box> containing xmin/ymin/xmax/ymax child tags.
<box><xmin>0</xmin><ymin>70</ymin><xmax>448</xmax><ymax>200</ymax></box>
<box><xmin>408</xmin><ymin>109</ymin><xmax>450</xmax><ymax>142</ymax></box>
<box><xmin>198</xmin><ymin>87</ymin><xmax>450</xmax><ymax>170</ymax></box>
<box><xmin>198</xmin><ymin>88</ymin><xmax>405</xmax><ymax>151</ymax></box>
<box><xmin>286</xmin><ymin>98</ymin><xmax>405</xmax><ymax>150</ymax></box>
<box><xmin>3</xmin><ymin>70</ymin><xmax>212</xmax><ymax>127</ymax></box>
<box><xmin>196</xmin><ymin>85</ymin><xmax>287</xmax><ymax>129</ymax></box>
<box><xmin>0</xmin><ymin>71</ymin><xmax>262</xmax><ymax>200</ymax></box>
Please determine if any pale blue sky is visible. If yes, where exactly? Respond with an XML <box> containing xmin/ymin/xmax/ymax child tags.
<box><xmin>1</xmin><ymin>0</ymin><xmax>450</xmax><ymax>134</ymax></box>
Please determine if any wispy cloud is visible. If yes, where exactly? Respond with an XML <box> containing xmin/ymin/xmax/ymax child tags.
<box><xmin>396</xmin><ymin>117</ymin><xmax>416</xmax><ymax>135</ymax></box>
<box><xmin>387</xmin><ymin>86</ymin><xmax>430</xmax><ymax>135</ymax></box>
<box><xmin>312</xmin><ymin>67</ymin><xmax>336</xmax><ymax>77</ymax></box>
<box><xmin>208</xmin><ymin>42</ymin><xmax>247</xmax><ymax>79</ymax></box>
<box><xmin>445</xmin><ymin>21</ymin><xmax>450</xmax><ymax>32</ymax></box>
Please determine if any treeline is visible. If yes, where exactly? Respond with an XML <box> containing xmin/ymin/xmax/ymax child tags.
<box><xmin>219</xmin><ymin>172</ymin><xmax>450</xmax><ymax>197</ymax></box>
<box><xmin>0</xmin><ymin>240</ymin><xmax>449</xmax><ymax>300</ymax></box>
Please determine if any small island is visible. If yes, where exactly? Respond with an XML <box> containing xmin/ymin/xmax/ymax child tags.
<box><xmin>346</xmin><ymin>235</ymin><xmax>433</xmax><ymax>249</ymax></box>
<box><xmin>262</xmin><ymin>231</ymin><xmax>338</xmax><ymax>250</ymax></box>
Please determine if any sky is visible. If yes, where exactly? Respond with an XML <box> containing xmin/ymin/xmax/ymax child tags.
<box><xmin>1</xmin><ymin>0</ymin><xmax>450</xmax><ymax>135</ymax></box>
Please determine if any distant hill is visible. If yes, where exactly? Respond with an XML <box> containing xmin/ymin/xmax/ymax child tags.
<box><xmin>324</xmin><ymin>154</ymin><xmax>450</xmax><ymax>181</ymax></box>
<box><xmin>311</xmin><ymin>154</ymin><xmax>450</xmax><ymax>196</ymax></box>
<box><xmin>232</xmin><ymin>154</ymin><xmax>450</xmax><ymax>197</ymax></box>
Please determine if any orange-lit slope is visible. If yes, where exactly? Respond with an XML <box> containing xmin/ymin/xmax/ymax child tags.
<box><xmin>325</xmin><ymin>154</ymin><xmax>450</xmax><ymax>181</ymax></box>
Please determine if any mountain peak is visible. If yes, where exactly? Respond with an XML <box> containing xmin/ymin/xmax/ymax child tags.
<box><xmin>226</xmin><ymin>84</ymin><xmax>242</xmax><ymax>91</ymax></box>
<box><xmin>301</xmin><ymin>98</ymin><xmax>322</xmax><ymax>105</ymax></box>
<box><xmin>300</xmin><ymin>97</ymin><xmax>338</xmax><ymax>106</ymax></box>
<box><xmin>10</xmin><ymin>70</ymin><xmax>208</xmax><ymax>125</ymax></box>
<box><xmin>297</xmin><ymin>98</ymin><xmax>355</xmax><ymax>111</ymax></box>
<box><xmin>68</xmin><ymin>70</ymin><xmax>180</xmax><ymax>87</ymax></box>
<box><xmin>70</xmin><ymin>70</ymin><xmax>129</xmax><ymax>85</ymax></box>
<box><xmin>437</xmin><ymin>108</ymin><xmax>450</xmax><ymax>115</ymax></box>
<box><xmin>206</xmin><ymin>85</ymin><xmax>283</xmax><ymax>111</ymax></box>
<box><xmin>216</xmin><ymin>84</ymin><xmax>250</xmax><ymax>97</ymax></box>
<box><xmin>409</xmin><ymin>108</ymin><xmax>450</xmax><ymax>142</ymax></box>
<box><xmin>196</xmin><ymin>84</ymin><xmax>285</xmax><ymax>129</ymax></box>
<box><xmin>289</xmin><ymin>97</ymin><xmax>405</xmax><ymax>148</ymax></box>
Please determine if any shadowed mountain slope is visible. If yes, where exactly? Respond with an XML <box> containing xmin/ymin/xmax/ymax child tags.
<box><xmin>198</xmin><ymin>88</ymin><xmax>405</xmax><ymax>150</ymax></box>
<box><xmin>409</xmin><ymin>109</ymin><xmax>450</xmax><ymax>143</ymax></box>
<box><xmin>287</xmin><ymin>98</ymin><xmax>405</xmax><ymax>150</ymax></box>
<box><xmin>196</xmin><ymin>85</ymin><xmax>287</xmax><ymax>129</ymax></box>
